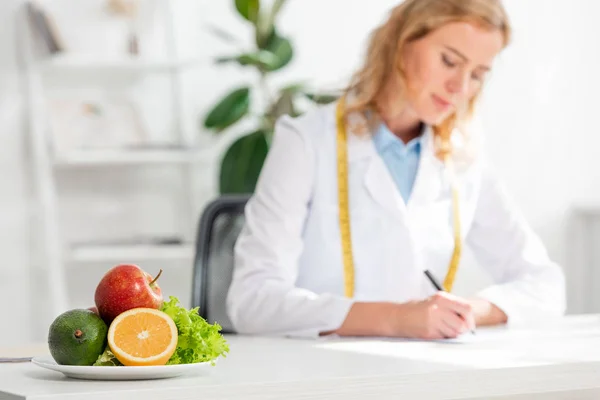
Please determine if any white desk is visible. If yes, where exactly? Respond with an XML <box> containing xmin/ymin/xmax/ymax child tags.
<box><xmin>3</xmin><ymin>315</ymin><xmax>600</xmax><ymax>399</ymax></box>
<box><xmin>566</xmin><ymin>206</ymin><xmax>600</xmax><ymax>314</ymax></box>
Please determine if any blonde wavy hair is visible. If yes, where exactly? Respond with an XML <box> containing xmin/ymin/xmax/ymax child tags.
<box><xmin>344</xmin><ymin>0</ymin><xmax>511</xmax><ymax>161</ymax></box>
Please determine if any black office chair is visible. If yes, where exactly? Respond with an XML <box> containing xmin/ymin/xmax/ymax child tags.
<box><xmin>191</xmin><ymin>194</ymin><xmax>251</xmax><ymax>333</ymax></box>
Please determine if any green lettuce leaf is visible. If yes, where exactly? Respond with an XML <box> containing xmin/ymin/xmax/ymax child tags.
<box><xmin>160</xmin><ymin>296</ymin><xmax>230</xmax><ymax>365</ymax></box>
<box><xmin>93</xmin><ymin>348</ymin><xmax>123</xmax><ymax>366</ymax></box>
<box><xmin>93</xmin><ymin>296</ymin><xmax>229</xmax><ymax>367</ymax></box>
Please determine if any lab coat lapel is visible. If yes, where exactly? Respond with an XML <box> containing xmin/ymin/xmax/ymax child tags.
<box><xmin>407</xmin><ymin>126</ymin><xmax>444</xmax><ymax>208</ymax></box>
<box><xmin>345</xmin><ymin>110</ymin><xmax>406</xmax><ymax>222</ymax></box>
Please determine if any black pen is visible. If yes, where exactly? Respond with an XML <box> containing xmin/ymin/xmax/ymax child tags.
<box><xmin>424</xmin><ymin>270</ymin><xmax>475</xmax><ymax>335</ymax></box>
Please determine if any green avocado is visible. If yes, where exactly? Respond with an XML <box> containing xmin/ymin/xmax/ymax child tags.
<box><xmin>47</xmin><ymin>309</ymin><xmax>108</xmax><ymax>366</ymax></box>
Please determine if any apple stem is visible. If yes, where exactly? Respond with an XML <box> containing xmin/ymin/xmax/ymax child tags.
<box><xmin>74</xmin><ymin>330</ymin><xmax>83</xmax><ymax>339</ymax></box>
<box><xmin>150</xmin><ymin>269</ymin><xmax>163</xmax><ymax>286</ymax></box>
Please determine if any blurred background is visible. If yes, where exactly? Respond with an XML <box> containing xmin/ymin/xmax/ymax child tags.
<box><xmin>1</xmin><ymin>0</ymin><xmax>599</xmax><ymax>345</ymax></box>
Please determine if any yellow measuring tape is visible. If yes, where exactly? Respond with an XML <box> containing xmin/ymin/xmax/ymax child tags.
<box><xmin>336</xmin><ymin>96</ymin><xmax>355</xmax><ymax>298</ymax></box>
<box><xmin>335</xmin><ymin>97</ymin><xmax>463</xmax><ymax>297</ymax></box>
<box><xmin>442</xmin><ymin>157</ymin><xmax>463</xmax><ymax>292</ymax></box>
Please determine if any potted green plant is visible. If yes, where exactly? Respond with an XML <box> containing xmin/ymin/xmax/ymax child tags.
<box><xmin>203</xmin><ymin>0</ymin><xmax>337</xmax><ymax>194</ymax></box>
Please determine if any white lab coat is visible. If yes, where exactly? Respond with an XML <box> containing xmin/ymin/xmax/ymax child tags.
<box><xmin>226</xmin><ymin>101</ymin><xmax>566</xmax><ymax>338</ymax></box>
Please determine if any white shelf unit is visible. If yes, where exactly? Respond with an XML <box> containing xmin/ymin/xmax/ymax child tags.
<box><xmin>52</xmin><ymin>147</ymin><xmax>212</xmax><ymax>167</ymax></box>
<box><xmin>37</xmin><ymin>53</ymin><xmax>204</xmax><ymax>73</ymax></box>
<box><xmin>69</xmin><ymin>242</ymin><xmax>195</xmax><ymax>263</ymax></box>
<box><xmin>22</xmin><ymin>1</ymin><xmax>206</xmax><ymax>316</ymax></box>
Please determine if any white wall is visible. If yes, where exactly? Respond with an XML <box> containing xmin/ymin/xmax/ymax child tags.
<box><xmin>1</xmin><ymin>0</ymin><xmax>599</xmax><ymax>344</ymax></box>
<box><xmin>0</xmin><ymin>0</ymin><xmax>34</xmax><ymax>345</ymax></box>
<box><xmin>481</xmin><ymin>0</ymin><xmax>600</xmax><ymax>257</ymax></box>
<box><xmin>471</xmin><ymin>0</ymin><xmax>600</xmax><ymax>302</ymax></box>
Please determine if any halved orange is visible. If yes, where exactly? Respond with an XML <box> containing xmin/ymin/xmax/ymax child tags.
<box><xmin>107</xmin><ymin>308</ymin><xmax>178</xmax><ymax>367</ymax></box>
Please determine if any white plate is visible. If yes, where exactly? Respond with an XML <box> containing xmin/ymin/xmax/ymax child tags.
<box><xmin>31</xmin><ymin>356</ymin><xmax>214</xmax><ymax>380</ymax></box>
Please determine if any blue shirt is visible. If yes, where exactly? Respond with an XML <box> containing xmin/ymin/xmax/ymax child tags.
<box><xmin>372</xmin><ymin>123</ymin><xmax>423</xmax><ymax>203</ymax></box>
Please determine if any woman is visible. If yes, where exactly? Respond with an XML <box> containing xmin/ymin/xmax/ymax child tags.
<box><xmin>226</xmin><ymin>0</ymin><xmax>566</xmax><ymax>339</ymax></box>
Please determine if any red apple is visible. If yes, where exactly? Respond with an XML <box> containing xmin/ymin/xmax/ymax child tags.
<box><xmin>87</xmin><ymin>306</ymin><xmax>99</xmax><ymax>315</ymax></box>
<box><xmin>94</xmin><ymin>264</ymin><xmax>163</xmax><ymax>324</ymax></box>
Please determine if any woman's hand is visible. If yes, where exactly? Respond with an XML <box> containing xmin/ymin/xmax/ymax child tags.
<box><xmin>467</xmin><ymin>297</ymin><xmax>508</xmax><ymax>327</ymax></box>
<box><xmin>326</xmin><ymin>292</ymin><xmax>475</xmax><ymax>339</ymax></box>
<box><xmin>388</xmin><ymin>292</ymin><xmax>476</xmax><ymax>339</ymax></box>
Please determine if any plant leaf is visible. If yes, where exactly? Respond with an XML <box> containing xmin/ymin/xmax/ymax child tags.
<box><xmin>216</xmin><ymin>51</ymin><xmax>279</xmax><ymax>70</ymax></box>
<box><xmin>255</xmin><ymin>16</ymin><xmax>272</xmax><ymax>49</ymax></box>
<box><xmin>215</xmin><ymin>55</ymin><xmax>237</xmax><ymax>64</ymax></box>
<box><xmin>263</xmin><ymin>32</ymin><xmax>293</xmax><ymax>71</ymax></box>
<box><xmin>219</xmin><ymin>130</ymin><xmax>269</xmax><ymax>194</ymax></box>
<box><xmin>280</xmin><ymin>82</ymin><xmax>306</xmax><ymax>95</ymax></box>
<box><xmin>256</xmin><ymin>0</ymin><xmax>287</xmax><ymax>46</ymax></box>
<box><xmin>204</xmin><ymin>87</ymin><xmax>251</xmax><ymax>132</ymax></box>
<box><xmin>235</xmin><ymin>0</ymin><xmax>260</xmax><ymax>23</ymax></box>
<box><xmin>264</xmin><ymin>0</ymin><xmax>287</xmax><ymax>35</ymax></box>
<box><xmin>304</xmin><ymin>92</ymin><xmax>339</xmax><ymax>104</ymax></box>
<box><xmin>267</xmin><ymin>90</ymin><xmax>296</xmax><ymax>122</ymax></box>
<box><xmin>271</xmin><ymin>0</ymin><xmax>288</xmax><ymax>18</ymax></box>
<box><xmin>205</xmin><ymin>25</ymin><xmax>240</xmax><ymax>45</ymax></box>
<box><xmin>255</xmin><ymin>10</ymin><xmax>275</xmax><ymax>50</ymax></box>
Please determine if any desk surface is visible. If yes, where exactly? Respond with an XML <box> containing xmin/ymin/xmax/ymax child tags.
<box><xmin>3</xmin><ymin>315</ymin><xmax>600</xmax><ymax>400</ymax></box>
